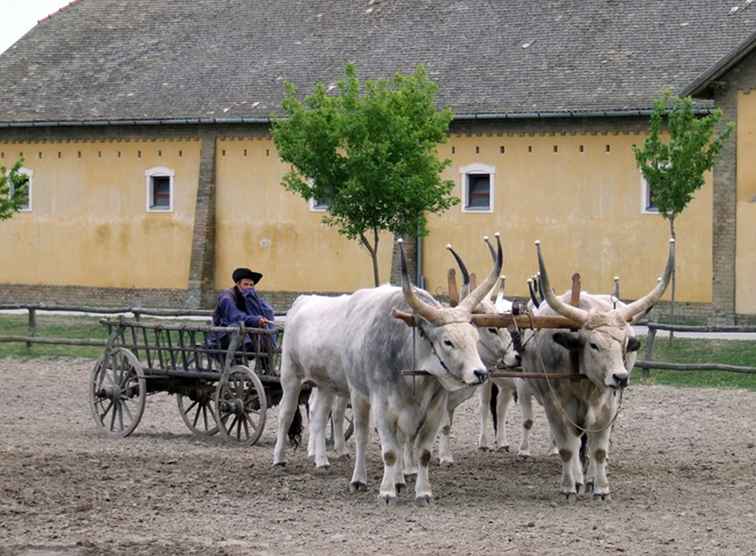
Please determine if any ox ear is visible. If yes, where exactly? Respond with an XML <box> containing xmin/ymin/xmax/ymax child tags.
<box><xmin>627</xmin><ymin>336</ymin><xmax>641</xmax><ymax>352</ymax></box>
<box><xmin>552</xmin><ymin>332</ymin><xmax>583</xmax><ymax>352</ymax></box>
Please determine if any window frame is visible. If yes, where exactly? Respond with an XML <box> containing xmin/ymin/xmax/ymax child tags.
<box><xmin>640</xmin><ymin>174</ymin><xmax>661</xmax><ymax>215</ymax></box>
<box><xmin>460</xmin><ymin>163</ymin><xmax>495</xmax><ymax>213</ymax></box>
<box><xmin>8</xmin><ymin>167</ymin><xmax>33</xmax><ymax>212</ymax></box>
<box><xmin>309</xmin><ymin>197</ymin><xmax>328</xmax><ymax>212</ymax></box>
<box><xmin>145</xmin><ymin>166</ymin><xmax>175</xmax><ymax>213</ymax></box>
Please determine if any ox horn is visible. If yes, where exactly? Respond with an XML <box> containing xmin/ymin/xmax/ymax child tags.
<box><xmin>535</xmin><ymin>241</ymin><xmax>588</xmax><ymax>325</ymax></box>
<box><xmin>493</xmin><ymin>275</ymin><xmax>505</xmax><ymax>305</ymax></box>
<box><xmin>459</xmin><ymin>233</ymin><xmax>503</xmax><ymax>313</ymax></box>
<box><xmin>398</xmin><ymin>239</ymin><xmax>441</xmax><ymax>322</ymax></box>
<box><xmin>446</xmin><ymin>244</ymin><xmax>471</xmax><ymax>300</ymax></box>
<box><xmin>483</xmin><ymin>235</ymin><xmax>506</xmax><ymax>301</ymax></box>
<box><xmin>618</xmin><ymin>239</ymin><xmax>675</xmax><ymax>322</ymax></box>
<box><xmin>527</xmin><ymin>278</ymin><xmax>540</xmax><ymax>307</ymax></box>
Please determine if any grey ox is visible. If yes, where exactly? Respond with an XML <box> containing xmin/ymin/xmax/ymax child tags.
<box><xmin>273</xmin><ymin>237</ymin><xmax>503</xmax><ymax>503</ymax></box>
<box><xmin>520</xmin><ymin>238</ymin><xmax>674</xmax><ymax>501</ymax></box>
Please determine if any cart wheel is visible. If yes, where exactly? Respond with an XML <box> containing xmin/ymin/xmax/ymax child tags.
<box><xmin>215</xmin><ymin>365</ymin><xmax>267</xmax><ymax>446</ymax></box>
<box><xmin>326</xmin><ymin>405</ymin><xmax>354</xmax><ymax>449</ymax></box>
<box><xmin>89</xmin><ymin>348</ymin><xmax>146</xmax><ymax>438</ymax></box>
<box><xmin>176</xmin><ymin>382</ymin><xmax>219</xmax><ymax>436</ymax></box>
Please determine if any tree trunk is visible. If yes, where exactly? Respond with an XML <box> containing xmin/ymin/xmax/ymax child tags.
<box><xmin>359</xmin><ymin>229</ymin><xmax>381</xmax><ymax>287</ymax></box>
<box><xmin>668</xmin><ymin>217</ymin><xmax>677</xmax><ymax>343</ymax></box>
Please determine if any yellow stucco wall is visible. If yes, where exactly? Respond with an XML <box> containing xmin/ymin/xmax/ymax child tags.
<box><xmin>737</xmin><ymin>91</ymin><xmax>756</xmax><ymax>313</ymax></box>
<box><xmin>214</xmin><ymin>138</ymin><xmax>394</xmax><ymax>292</ymax></box>
<box><xmin>0</xmin><ymin>140</ymin><xmax>199</xmax><ymax>288</ymax></box>
<box><xmin>423</xmin><ymin>133</ymin><xmax>713</xmax><ymax>303</ymax></box>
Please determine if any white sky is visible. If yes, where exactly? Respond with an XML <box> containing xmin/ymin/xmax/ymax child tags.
<box><xmin>0</xmin><ymin>0</ymin><xmax>73</xmax><ymax>54</ymax></box>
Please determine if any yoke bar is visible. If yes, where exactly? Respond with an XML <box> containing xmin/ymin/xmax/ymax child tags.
<box><xmin>391</xmin><ymin>309</ymin><xmax>580</xmax><ymax>329</ymax></box>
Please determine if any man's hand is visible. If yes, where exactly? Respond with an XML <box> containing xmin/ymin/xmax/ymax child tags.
<box><xmin>258</xmin><ymin>317</ymin><xmax>271</xmax><ymax>327</ymax></box>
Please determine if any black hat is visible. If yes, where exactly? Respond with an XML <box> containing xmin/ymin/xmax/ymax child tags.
<box><xmin>232</xmin><ymin>267</ymin><xmax>263</xmax><ymax>284</ymax></box>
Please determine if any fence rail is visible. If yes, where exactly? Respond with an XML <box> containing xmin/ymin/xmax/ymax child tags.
<box><xmin>635</xmin><ymin>321</ymin><xmax>756</xmax><ymax>377</ymax></box>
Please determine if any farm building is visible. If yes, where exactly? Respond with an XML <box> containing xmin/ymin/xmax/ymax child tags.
<box><xmin>0</xmin><ymin>0</ymin><xmax>755</xmax><ymax>322</ymax></box>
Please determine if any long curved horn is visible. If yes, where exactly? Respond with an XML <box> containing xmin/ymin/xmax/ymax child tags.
<box><xmin>535</xmin><ymin>241</ymin><xmax>588</xmax><ymax>324</ymax></box>
<box><xmin>527</xmin><ymin>278</ymin><xmax>540</xmax><ymax>307</ymax></box>
<box><xmin>446</xmin><ymin>244</ymin><xmax>471</xmax><ymax>300</ymax></box>
<box><xmin>459</xmin><ymin>233</ymin><xmax>503</xmax><ymax>313</ymax></box>
<box><xmin>618</xmin><ymin>239</ymin><xmax>675</xmax><ymax>322</ymax></box>
<box><xmin>493</xmin><ymin>275</ymin><xmax>505</xmax><ymax>305</ymax></box>
<box><xmin>398</xmin><ymin>239</ymin><xmax>441</xmax><ymax>322</ymax></box>
<box><xmin>483</xmin><ymin>235</ymin><xmax>505</xmax><ymax>301</ymax></box>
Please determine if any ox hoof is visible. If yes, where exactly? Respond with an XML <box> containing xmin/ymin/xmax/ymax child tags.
<box><xmin>584</xmin><ymin>481</ymin><xmax>594</xmax><ymax>494</ymax></box>
<box><xmin>396</xmin><ymin>482</ymin><xmax>407</xmax><ymax>494</ymax></box>
<box><xmin>517</xmin><ymin>452</ymin><xmax>531</xmax><ymax>459</ymax></box>
<box><xmin>477</xmin><ymin>445</ymin><xmax>490</xmax><ymax>452</ymax></box>
<box><xmin>415</xmin><ymin>495</ymin><xmax>432</xmax><ymax>507</ymax></box>
<box><xmin>334</xmin><ymin>452</ymin><xmax>351</xmax><ymax>461</ymax></box>
<box><xmin>592</xmin><ymin>492</ymin><xmax>611</xmax><ymax>502</ymax></box>
<box><xmin>349</xmin><ymin>481</ymin><xmax>368</xmax><ymax>493</ymax></box>
<box><xmin>561</xmin><ymin>492</ymin><xmax>578</xmax><ymax>505</ymax></box>
<box><xmin>379</xmin><ymin>493</ymin><xmax>398</xmax><ymax>505</ymax></box>
<box><xmin>273</xmin><ymin>461</ymin><xmax>287</xmax><ymax>468</ymax></box>
<box><xmin>314</xmin><ymin>463</ymin><xmax>330</xmax><ymax>472</ymax></box>
<box><xmin>496</xmin><ymin>445</ymin><xmax>511</xmax><ymax>453</ymax></box>
<box><xmin>439</xmin><ymin>457</ymin><xmax>455</xmax><ymax>466</ymax></box>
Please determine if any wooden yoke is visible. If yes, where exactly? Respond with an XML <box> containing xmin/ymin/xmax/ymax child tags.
<box><xmin>447</xmin><ymin>268</ymin><xmax>459</xmax><ymax>307</ymax></box>
<box><xmin>569</xmin><ymin>273</ymin><xmax>582</xmax><ymax>380</ymax></box>
<box><xmin>391</xmin><ymin>309</ymin><xmax>580</xmax><ymax>330</ymax></box>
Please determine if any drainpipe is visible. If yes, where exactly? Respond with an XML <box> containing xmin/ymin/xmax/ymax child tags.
<box><xmin>415</xmin><ymin>223</ymin><xmax>424</xmax><ymax>289</ymax></box>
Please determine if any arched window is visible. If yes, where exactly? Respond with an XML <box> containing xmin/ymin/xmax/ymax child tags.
<box><xmin>145</xmin><ymin>166</ymin><xmax>175</xmax><ymax>212</ymax></box>
<box><xmin>460</xmin><ymin>163</ymin><xmax>495</xmax><ymax>213</ymax></box>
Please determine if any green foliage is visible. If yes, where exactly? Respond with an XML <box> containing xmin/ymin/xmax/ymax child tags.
<box><xmin>633</xmin><ymin>92</ymin><xmax>734</xmax><ymax>220</ymax></box>
<box><xmin>0</xmin><ymin>159</ymin><xmax>30</xmax><ymax>220</ymax></box>
<box><xmin>272</xmin><ymin>64</ymin><xmax>458</xmax><ymax>284</ymax></box>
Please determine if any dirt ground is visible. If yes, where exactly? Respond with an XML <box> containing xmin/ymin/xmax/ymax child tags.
<box><xmin>1</xmin><ymin>358</ymin><xmax>755</xmax><ymax>556</ymax></box>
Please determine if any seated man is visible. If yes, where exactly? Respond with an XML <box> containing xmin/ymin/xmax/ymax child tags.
<box><xmin>209</xmin><ymin>267</ymin><xmax>276</xmax><ymax>371</ymax></box>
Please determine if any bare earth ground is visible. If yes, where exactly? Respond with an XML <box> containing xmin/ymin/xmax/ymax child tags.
<box><xmin>1</xmin><ymin>358</ymin><xmax>755</xmax><ymax>556</ymax></box>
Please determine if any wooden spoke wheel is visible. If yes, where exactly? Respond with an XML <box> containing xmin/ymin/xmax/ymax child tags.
<box><xmin>326</xmin><ymin>404</ymin><xmax>354</xmax><ymax>449</ymax></box>
<box><xmin>215</xmin><ymin>365</ymin><xmax>267</xmax><ymax>446</ymax></box>
<box><xmin>89</xmin><ymin>348</ymin><xmax>146</xmax><ymax>438</ymax></box>
<box><xmin>176</xmin><ymin>382</ymin><xmax>219</xmax><ymax>436</ymax></box>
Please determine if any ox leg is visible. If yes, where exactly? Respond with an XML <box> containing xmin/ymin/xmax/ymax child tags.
<box><xmin>331</xmin><ymin>394</ymin><xmax>350</xmax><ymax>459</ymax></box>
<box><xmin>413</xmin><ymin>395</ymin><xmax>447</xmax><ymax>505</ymax></box>
<box><xmin>437</xmin><ymin>403</ymin><xmax>456</xmax><ymax>465</ymax></box>
<box><xmin>374</xmin><ymin>402</ymin><xmax>401</xmax><ymax>503</ymax></box>
<box><xmin>349</xmin><ymin>393</ymin><xmax>370</xmax><ymax>492</ymax></box>
<box><xmin>311</xmin><ymin>388</ymin><xmax>333</xmax><ymax>469</ymax></box>
<box><xmin>273</xmin><ymin>359</ymin><xmax>303</xmax><ymax>467</ymax></box>
<box><xmin>495</xmin><ymin>381</ymin><xmax>514</xmax><ymax>452</ymax></box>
<box><xmin>587</xmin><ymin>429</ymin><xmax>612</xmax><ymax>499</ymax></box>
<box><xmin>478</xmin><ymin>380</ymin><xmax>493</xmax><ymax>450</ymax></box>
<box><xmin>402</xmin><ymin>435</ymin><xmax>417</xmax><ymax>477</ymax></box>
<box><xmin>518</xmin><ymin>386</ymin><xmax>534</xmax><ymax>457</ymax></box>
<box><xmin>306</xmin><ymin>388</ymin><xmax>319</xmax><ymax>459</ymax></box>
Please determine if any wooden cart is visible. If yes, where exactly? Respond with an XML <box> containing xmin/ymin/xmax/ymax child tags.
<box><xmin>89</xmin><ymin>317</ymin><xmax>284</xmax><ymax>445</ymax></box>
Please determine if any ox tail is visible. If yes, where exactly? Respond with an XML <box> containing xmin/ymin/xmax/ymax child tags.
<box><xmin>288</xmin><ymin>406</ymin><xmax>304</xmax><ymax>448</ymax></box>
<box><xmin>490</xmin><ymin>384</ymin><xmax>498</xmax><ymax>433</ymax></box>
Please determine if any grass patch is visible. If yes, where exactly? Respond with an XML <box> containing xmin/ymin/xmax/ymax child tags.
<box><xmin>637</xmin><ymin>336</ymin><xmax>756</xmax><ymax>391</ymax></box>
<box><xmin>0</xmin><ymin>314</ymin><xmax>211</xmax><ymax>360</ymax></box>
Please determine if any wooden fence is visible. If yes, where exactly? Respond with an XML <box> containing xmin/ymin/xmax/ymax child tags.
<box><xmin>635</xmin><ymin>322</ymin><xmax>756</xmax><ymax>377</ymax></box>
<box><xmin>0</xmin><ymin>304</ymin><xmax>216</xmax><ymax>349</ymax></box>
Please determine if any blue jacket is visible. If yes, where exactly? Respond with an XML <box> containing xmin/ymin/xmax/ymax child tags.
<box><xmin>209</xmin><ymin>287</ymin><xmax>275</xmax><ymax>346</ymax></box>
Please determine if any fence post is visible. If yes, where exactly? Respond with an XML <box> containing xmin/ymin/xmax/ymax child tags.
<box><xmin>27</xmin><ymin>307</ymin><xmax>37</xmax><ymax>350</ymax></box>
<box><xmin>133</xmin><ymin>309</ymin><xmax>141</xmax><ymax>322</ymax></box>
<box><xmin>642</xmin><ymin>325</ymin><xmax>657</xmax><ymax>380</ymax></box>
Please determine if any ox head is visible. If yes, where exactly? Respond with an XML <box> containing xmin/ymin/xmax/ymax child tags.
<box><xmin>446</xmin><ymin>237</ymin><xmax>520</xmax><ymax>369</ymax></box>
<box><xmin>399</xmin><ymin>236</ymin><xmax>503</xmax><ymax>390</ymax></box>
<box><xmin>535</xmin><ymin>239</ymin><xmax>675</xmax><ymax>389</ymax></box>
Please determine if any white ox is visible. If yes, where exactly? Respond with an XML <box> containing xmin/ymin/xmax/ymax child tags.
<box><xmin>519</xmin><ymin>238</ymin><xmax>674</xmax><ymax>500</ymax></box>
<box><xmin>273</xmin><ymin>238</ymin><xmax>503</xmax><ymax>503</ymax></box>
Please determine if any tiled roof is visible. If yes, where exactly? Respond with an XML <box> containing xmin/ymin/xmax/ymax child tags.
<box><xmin>0</xmin><ymin>0</ymin><xmax>754</xmax><ymax>125</ymax></box>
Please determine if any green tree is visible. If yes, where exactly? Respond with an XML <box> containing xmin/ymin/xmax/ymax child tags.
<box><xmin>0</xmin><ymin>159</ymin><xmax>30</xmax><ymax>220</ymax></box>
<box><xmin>633</xmin><ymin>92</ymin><xmax>734</xmax><ymax>326</ymax></box>
<box><xmin>272</xmin><ymin>64</ymin><xmax>458</xmax><ymax>286</ymax></box>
